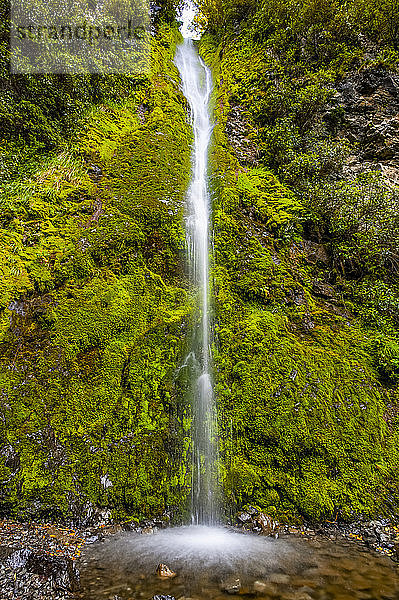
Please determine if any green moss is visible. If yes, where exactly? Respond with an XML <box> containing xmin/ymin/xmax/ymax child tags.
<box><xmin>201</xmin><ymin>29</ymin><xmax>399</xmax><ymax>522</ymax></box>
<box><xmin>0</xmin><ymin>24</ymin><xmax>193</xmax><ymax>522</ymax></box>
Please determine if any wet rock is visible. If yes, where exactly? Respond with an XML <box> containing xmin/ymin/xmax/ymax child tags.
<box><xmin>85</xmin><ymin>533</ymin><xmax>101</xmax><ymax>544</ymax></box>
<box><xmin>226</xmin><ymin>105</ymin><xmax>259</xmax><ymax>166</ymax></box>
<box><xmin>0</xmin><ymin>546</ymin><xmax>79</xmax><ymax>595</ymax></box>
<box><xmin>153</xmin><ymin>596</ymin><xmax>176</xmax><ymax>600</ymax></box>
<box><xmin>325</xmin><ymin>66</ymin><xmax>399</xmax><ymax>182</ymax></box>
<box><xmin>1</xmin><ymin>444</ymin><xmax>20</xmax><ymax>473</ymax></box>
<box><xmin>156</xmin><ymin>563</ymin><xmax>177</xmax><ymax>579</ymax></box>
<box><xmin>27</xmin><ymin>553</ymin><xmax>79</xmax><ymax>591</ymax></box>
<box><xmin>221</xmin><ymin>576</ymin><xmax>241</xmax><ymax>594</ymax></box>
<box><xmin>302</xmin><ymin>240</ymin><xmax>330</xmax><ymax>265</ymax></box>
<box><xmin>256</xmin><ymin>513</ymin><xmax>280</xmax><ymax>537</ymax></box>
<box><xmin>237</xmin><ymin>511</ymin><xmax>252</xmax><ymax>523</ymax></box>
<box><xmin>143</xmin><ymin>526</ymin><xmax>155</xmax><ymax>535</ymax></box>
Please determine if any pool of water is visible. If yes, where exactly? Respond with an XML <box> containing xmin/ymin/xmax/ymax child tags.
<box><xmin>77</xmin><ymin>525</ymin><xmax>399</xmax><ymax>600</ymax></box>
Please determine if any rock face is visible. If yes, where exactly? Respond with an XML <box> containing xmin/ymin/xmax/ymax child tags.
<box><xmin>226</xmin><ymin>105</ymin><xmax>259</xmax><ymax>166</ymax></box>
<box><xmin>325</xmin><ymin>66</ymin><xmax>399</xmax><ymax>182</ymax></box>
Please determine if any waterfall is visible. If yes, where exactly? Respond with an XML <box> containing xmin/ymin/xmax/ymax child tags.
<box><xmin>175</xmin><ymin>34</ymin><xmax>219</xmax><ymax>524</ymax></box>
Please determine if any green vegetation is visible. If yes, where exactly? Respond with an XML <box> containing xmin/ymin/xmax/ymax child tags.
<box><xmin>198</xmin><ymin>0</ymin><xmax>399</xmax><ymax>521</ymax></box>
<box><xmin>0</xmin><ymin>21</ymin><xmax>193</xmax><ymax>522</ymax></box>
<box><xmin>1</xmin><ymin>0</ymin><xmax>399</xmax><ymax>525</ymax></box>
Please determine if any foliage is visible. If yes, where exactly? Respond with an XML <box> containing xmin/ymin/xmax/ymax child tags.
<box><xmin>0</xmin><ymin>23</ymin><xmax>194</xmax><ymax>522</ymax></box>
<box><xmin>200</xmin><ymin>13</ymin><xmax>399</xmax><ymax>521</ymax></box>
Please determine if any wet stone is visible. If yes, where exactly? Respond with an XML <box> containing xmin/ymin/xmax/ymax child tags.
<box><xmin>237</xmin><ymin>512</ymin><xmax>252</xmax><ymax>524</ymax></box>
<box><xmin>221</xmin><ymin>576</ymin><xmax>241</xmax><ymax>594</ymax></box>
<box><xmin>157</xmin><ymin>564</ymin><xmax>177</xmax><ymax>579</ymax></box>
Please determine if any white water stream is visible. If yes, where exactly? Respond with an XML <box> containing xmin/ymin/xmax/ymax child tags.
<box><xmin>174</xmin><ymin>20</ymin><xmax>219</xmax><ymax>524</ymax></box>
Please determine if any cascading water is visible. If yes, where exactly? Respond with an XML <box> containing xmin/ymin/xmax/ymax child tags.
<box><xmin>77</xmin><ymin>13</ymin><xmax>399</xmax><ymax>600</ymax></box>
<box><xmin>174</xmin><ymin>24</ymin><xmax>219</xmax><ymax>525</ymax></box>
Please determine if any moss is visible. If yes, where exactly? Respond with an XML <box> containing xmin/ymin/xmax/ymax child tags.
<box><xmin>0</xmin><ymin>24</ymin><xmax>193</xmax><ymax>522</ymax></box>
<box><xmin>200</xmin><ymin>29</ymin><xmax>399</xmax><ymax>522</ymax></box>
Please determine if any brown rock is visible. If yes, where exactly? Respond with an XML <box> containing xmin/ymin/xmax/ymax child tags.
<box><xmin>156</xmin><ymin>563</ymin><xmax>177</xmax><ymax>579</ymax></box>
<box><xmin>255</xmin><ymin>513</ymin><xmax>280</xmax><ymax>537</ymax></box>
<box><xmin>221</xmin><ymin>576</ymin><xmax>241</xmax><ymax>594</ymax></box>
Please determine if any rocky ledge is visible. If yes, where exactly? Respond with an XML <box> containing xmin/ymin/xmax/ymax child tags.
<box><xmin>235</xmin><ymin>507</ymin><xmax>399</xmax><ymax>561</ymax></box>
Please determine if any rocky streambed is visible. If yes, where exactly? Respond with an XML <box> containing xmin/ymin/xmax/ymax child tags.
<box><xmin>0</xmin><ymin>516</ymin><xmax>398</xmax><ymax>600</ymax></box>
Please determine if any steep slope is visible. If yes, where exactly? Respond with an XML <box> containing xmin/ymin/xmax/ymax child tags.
<box><xmin>0</xmin><ymin>23</ymin><xmax>193</xmax><ymax>524</ymax></box>
<box><xmin>199</xmin><ymin>0</ymin><xmax>399</xmax><ymax>521</ymax></box>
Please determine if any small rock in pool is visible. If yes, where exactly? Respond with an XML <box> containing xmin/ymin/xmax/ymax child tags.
<box><xmin>221</xmin><ymin>576</ymin><xmax>241</xmax><ymax>594</ymax></box>
<box><xmin>142</xmin><ymin>527</ymin><xmax>154</xmax><ymax>535</ymax></box>
<box><xmin>156</xmin><ymin>563</ymin><xmax>177</xmax><ymax>579</ymax></box>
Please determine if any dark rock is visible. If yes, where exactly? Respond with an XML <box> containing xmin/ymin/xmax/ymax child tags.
<box><xmin>221</xmin><ymin>576</ymin><xmax>241</xmax><ymax>594</ymax></box>
<box><xmin>26</xmin><ymin>553</ymin><xmax>79</xmax><ymax>591</ymax></box>
<box><xmin>153</xmin><ymin>596</ymin><xmax>176</xmax><ymax>600</ymax></box>
<box><xmin>4</xmin><ymin>446</ymin><xmax>20</xmax><ymax>473</ymax></box>
<box><xmin>328</xmin><ymin>66</ymin><xmax>399</xmax><ymax>181</ymax></box>
<box><xmin>0</xmin><ymin>547</ymin><xmax>79</xmax><ymax>591</ymax></box>
<box><xmin>302</xmin><ymin>240</ymin><xmax>330</xmax><ymax>265</ymax></box>
<box><xmin>226</xmin><ymin>105</ymin><xmax>259</xmax><ymax>165</ymax></box>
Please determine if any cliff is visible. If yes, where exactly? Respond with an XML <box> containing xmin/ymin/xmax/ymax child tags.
<box><xmin>199</xmin><ymin>0</ymin><xmax>399</xmax><ymax>521</ymax></box>
<box><xmin>1</xmin><ymin>0</ymin><xmax>399</xmax><ymax>524</ymax></box>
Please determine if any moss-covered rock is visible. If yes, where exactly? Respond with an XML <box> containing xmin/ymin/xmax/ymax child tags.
<box><xmin>0</xmin><ymin>24</ymin><xmax>193</xmax><ymax>523</ymax></box>
<box><xmin>200</xmin><ymin>26</ymin><xmax>399</xmax><ymax>522</ymax></box>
